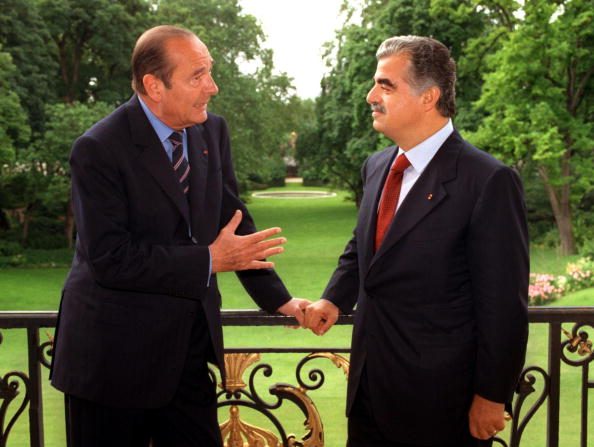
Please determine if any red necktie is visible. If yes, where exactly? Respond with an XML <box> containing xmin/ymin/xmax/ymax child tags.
<box><xmin>375</xmin><ymin>153</ymin><xmax>411</xmax><ymax>250</ymax></box>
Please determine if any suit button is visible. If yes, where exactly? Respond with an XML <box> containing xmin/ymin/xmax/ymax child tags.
<box><xmin>191</xmin><ymin>236</ymin><xmax>198</xmax><ymax>244</ymax></box>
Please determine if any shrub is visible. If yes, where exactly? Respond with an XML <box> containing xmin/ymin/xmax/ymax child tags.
<box><xmin>0</xmin><ymin>254</ymin><xmax>26</xmax><ymax>268</ymax></box>
<box><xmin>565</xmin><ymin>257</ymin><xmax>594</xmax><ymax>292</ymax></box>
<box><xmin>528</xmin><ymin>273</ymin><xmax>566</xmax><ymax>305</ymax></box>
<box><xmin>26</xmin><ymin>216</ymin><xmax>67</xmax><ymax>249</ymax></box>
<box><xmin>0</xmin><ymin>240</ymin><xmax>23</xmax><ymax>256</ymax></box>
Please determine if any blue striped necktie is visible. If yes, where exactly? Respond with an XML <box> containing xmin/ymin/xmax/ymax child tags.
<box><xmin>169</xmin><ymin>131</ymin><xmax>190</xmax><ymax>195</ymax></box>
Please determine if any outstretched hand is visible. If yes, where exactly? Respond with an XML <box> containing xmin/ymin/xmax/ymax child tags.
<box><xmin>304</xmin><ymin>299</ymin><xmax>339</xmax><ymax>335</ymax></box>
<box><xmin>210</xmin><ymin>210</ymin><xmax>286</xmax><ymax>273</ymax></box>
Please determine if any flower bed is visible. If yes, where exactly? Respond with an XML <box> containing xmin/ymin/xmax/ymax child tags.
<box><xmin>529</xmin><ymin>257</ymin><xmax>594</xmax><ymax>305</ymax></box>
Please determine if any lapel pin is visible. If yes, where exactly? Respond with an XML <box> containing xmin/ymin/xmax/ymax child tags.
<box><xmin>203</xmin><ymin>149</ymin><xmax>208</xmax><ymax>156</ymax></box>
<box><xmin>427</xmin><ymin>193</ymin><xmax>433</xmax><ymax>200</ymax></box>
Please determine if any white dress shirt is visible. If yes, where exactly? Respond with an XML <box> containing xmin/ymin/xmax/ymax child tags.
<box><xmin>386</xmin><ymin>119</ymin><xmax>454</xmax><ymax>212</ymax></box>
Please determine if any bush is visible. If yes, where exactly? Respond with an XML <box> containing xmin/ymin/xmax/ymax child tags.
<box><xmin>26</xmin><ymin>216</ymin><xmax>68</xmax><ymax>249</ymax></box>
<box><xmin>565</xmin><ymin>257</ymin><xmax>594</xmax><ymax>292</ymax></box>
<box><xmin>528</xmin><ymin>273</ymin><xmax>566</xmax><ymax>305</ymax></box>
<box><xmin>0</xmin><ymin>240</ymin><xmax>23</xmax><ymax>256</ymax></box>
<box><xmin>0</xmin><ymin>254</ymin><xmax>26</xmax><ymax>268</ymax></box>
<box><xmin>302</xmin><ymin>178</ymin><xmax>329</xmax><ymax>187</ymax></box>
<box><xmin>538</xmin><ymin>228</ymin><xmax>561</xmax><ymax>249</ymax></box>
<box><xmin>23</xmin><ymin>248</ymin><xmax>73</xmax><ymax>267</ymax></box>
<box><xmin>579</xmin><ymin>238</ymin><xmax>594</xmax><ymax>258</ymax></box>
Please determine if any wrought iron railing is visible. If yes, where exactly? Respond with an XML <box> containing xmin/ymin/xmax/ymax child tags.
<box><xmin>1</xmin><ymin>308</ymin><xmax>593</xmax><ymax>447</ymax></box>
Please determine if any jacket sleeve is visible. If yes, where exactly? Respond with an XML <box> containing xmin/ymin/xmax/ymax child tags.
<box><xmin>214</xmin><ymin>117</ymin><xmax>292</xmax><ymax>313</ymax></box>
<box><xmin>70</xmin><ymin>135</ymin><xmax>211</xmax><ymax>300</ymax></box>
<box><xmin>467</xmin><ymin>166</ymin><xmax>529</xmax><ymax>403</ymax></box>
<box><xmin>322</xmin><ymin>157</ymin><xmax>370</xmax><ymax>313</ymax></box>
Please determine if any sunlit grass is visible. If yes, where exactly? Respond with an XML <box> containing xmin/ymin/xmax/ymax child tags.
<box><xmin>1</xmin><ymin>185</ymin><xmax>592</xmax><ymax>446</ymax></box>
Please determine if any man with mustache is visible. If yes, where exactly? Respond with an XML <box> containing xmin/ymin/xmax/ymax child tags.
<box><xmin>305</xmin><ymin>35</ymin><xmax>529</xmax><ymax>447</ymax></box>
<box><xmin>50</xmin><ymin>25</ymin><xmax>309</xmax><ymax>447</ymax></box>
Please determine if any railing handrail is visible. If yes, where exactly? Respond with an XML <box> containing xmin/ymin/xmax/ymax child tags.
<box><xmin>1</xmin><ymin>306</ymin><xmax>594</xmax><ymax>328</ymax></box>
<box><xmin>2</xmin><ymin>306</ymin><xmax>594</xmax><ymax>447</ymax></box>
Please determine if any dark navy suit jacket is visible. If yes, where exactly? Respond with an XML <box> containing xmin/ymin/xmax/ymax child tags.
<box><xmin>51</xmin><ymin>95</ymin><xmax>291</xmax><ymax>408</ymax></box>
<box><xmin>324</xmin><ymin>131</ymin><xmax>529</xmax><ymax>445</ymax></box>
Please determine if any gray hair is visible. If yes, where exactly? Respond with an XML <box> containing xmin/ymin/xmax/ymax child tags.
<box><xmin>376</xmin><ymin>35</ymin><xmax>456</xmax><ymax>117</ymax></box>
<box><xmin>131</xmin><ymin>25</ymin><xmax>197</xmax><ymax>95</ymax></box>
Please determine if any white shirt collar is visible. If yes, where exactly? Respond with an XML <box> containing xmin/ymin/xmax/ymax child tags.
<box><xmin>397</xmin><ymin>119</ymin><xmax>453</xmax><ymax>174</ymax></box>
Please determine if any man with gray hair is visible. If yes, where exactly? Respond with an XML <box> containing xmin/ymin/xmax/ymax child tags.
<box><xmin>50</xmin><ymin>25</ymin><xmax>309</xmax><ymax>446</ymax></box>
<box><xmin>305</xmin><ymin>35</ymin><xmax>528</xmax><ymax>446</ymax></box>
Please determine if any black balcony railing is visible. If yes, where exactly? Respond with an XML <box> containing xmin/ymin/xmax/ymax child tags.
<box><xmin>1</xmin><ymin>307</ymin><xmax>593</xmax><ymax>447</ymax></box>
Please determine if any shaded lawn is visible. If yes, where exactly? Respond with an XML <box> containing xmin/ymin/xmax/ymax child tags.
<box><xmin>1</xmin><ymin>185</ymin><xmax>593</xmax><ymax>446</ymax></box>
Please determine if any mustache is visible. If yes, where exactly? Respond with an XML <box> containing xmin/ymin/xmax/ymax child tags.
<box><xmin>370</xmin><ymin>103</ymin><xmax>386</xmax><ymax>114</ymax></box>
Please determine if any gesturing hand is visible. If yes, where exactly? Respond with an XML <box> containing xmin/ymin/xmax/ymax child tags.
<box><xmin>304</xmin><ymin>299</ymin><xmax>339</xmax><ymax>335</ymax></box>
<box><xmin>210</xmin><ymin>210</ymin><xmax>286</xmax><ymax>273</ymax></box>
<box><xmin>468</xmin><ymin>394</ymin><xmax>507</xmax><ymax>440</ymax></box>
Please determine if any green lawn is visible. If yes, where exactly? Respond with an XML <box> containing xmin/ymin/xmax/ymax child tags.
<box><xmin>1</xmin><ymin>185</ymin><xmax>593</xmax><ymax>446</ymax></box>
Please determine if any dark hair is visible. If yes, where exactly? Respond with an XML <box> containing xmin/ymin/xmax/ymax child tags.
<box><xmin>131</xmin><ymin>25</ymin><xmax>195</xmax><ymax>95</ymax></box>
<box><xmin>376</xmin><ymin>36</ymin><xmax>456</xmax><ymax>117</ymax></box>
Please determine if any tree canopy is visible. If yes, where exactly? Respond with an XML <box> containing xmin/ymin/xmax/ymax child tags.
<box><xmin>299</xmin><ymin>0</ymin><xmax>593</xmax><ymax>254</ymax></box>
<box><xmin>0</xmin><ymin>0</ymin><xmax>592</xmax><ymax>254</ymax></box>
<box><xmin>0</xmin><ymin>0</ymin><xmax>309</xmax><ymax>247</ymax></box>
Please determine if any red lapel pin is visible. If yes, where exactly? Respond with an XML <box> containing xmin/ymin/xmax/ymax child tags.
<box><xmin>427</xmin><ymin>193</ymin><xmax>433</xmax><ymax>200</ymax></box>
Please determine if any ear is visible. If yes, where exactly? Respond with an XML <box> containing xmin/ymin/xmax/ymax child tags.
<box><xmin>143</xmin><ymin>74</ymin><xmax>163</xmax><ymax>102</ymax></box>
<box><xmin>421</xmin><ymin>86</ymin><xmax>441</xmax><ymax>111</ymax></box>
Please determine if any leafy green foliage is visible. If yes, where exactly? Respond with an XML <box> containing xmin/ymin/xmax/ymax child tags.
<box><xmin>470</xmin><ymin>0</ymin><xmax>594</xmax><ymax>254</ymax></box>
<box><xmin>306</xmin><ymin>0</ymin><xmax>490</xmax><ymax>203</ymax></box>
<box><xmin>38</xmin><ymin>0</ymin><xmax>151</xmax><ymax>104</ymax></box>
<box><xmin>0</xmin><ymin>47</ymin><xmax>30</xmax><ymax>165</ymax></box>
<box><xmin>0</xmin><ymin>0</ymin><xmax>58</xmax><ymax>133</ymax></box>
<box><xmin>154</xmin><ymin>0</ymin><xmax>306</xmax><ymax>188</ymax></box>
<box><xmin>0</xmin><ymin>0</ymin><xmax>313</xmax><ymax>244</ymax></box>
<box><xmin>34</xmin><ymin>101</ymin><xmax>114</xmax><ymax>210</ymax></box>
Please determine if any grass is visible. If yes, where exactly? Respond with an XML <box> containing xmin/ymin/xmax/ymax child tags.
<box><xmin>1</xmin><ymin>184</ymin><xmax>593</xmax><ymax>446</ymax></box>
<box><xmin>530</xmin><ymin>246</ymin><xmax>582</xmax><ymax>276</ymax></box>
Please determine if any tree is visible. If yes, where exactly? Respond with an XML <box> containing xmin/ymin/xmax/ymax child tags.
<box><xmin>33</xmin><ymin>102</ymin><xmax>114</xmax><ymax>247</ymax></box>
<box><xmin>471</xmin><ymin>0</ymin><xmax>594</xmax><ymax>255</ymax></box>
<box><xmin>38</xmin><ymin>0</ymin><xmax>151</xmax><ymax>104</ymax></box>
<box><xmin>309</xmin><ymin>0</ymin><xmax>491</xmax><ymax>204</ymax></box>
<box><xmin>155</xmin><ymin>0</ymin><xmax>301</xmax><ymax>188</ymax></box>
<box><xmin>0</xmin><ymin>44</ymin><xmax>34</xmax><ymax>239</ymax></box>
<box><xmin>0</xmin><ymin>0</ymin><xmax>58</xmax><ymax>134</ymax></box>
<box><xmin>0</xmin><ymin>46</ymin><xmax>30</xmax><ymax>165</ymax></box>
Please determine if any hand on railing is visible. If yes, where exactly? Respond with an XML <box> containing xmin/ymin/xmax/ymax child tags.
<box><xmin>276</xmin><ymin>298</ymin><xmax>311</xmax><ymax>327</ymax></box>
<box><xmin>304</xmin><ymin>299</ymin><xmax>339</xmax><ymax>335</ymax></box>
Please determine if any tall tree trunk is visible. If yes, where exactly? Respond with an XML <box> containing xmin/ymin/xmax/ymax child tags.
<box><xmin>65</xmin><ymin>199</ymin><xmax>74</xmax><ymax>249</ymax></box>
<box><xmin>21</xmin><ymin>206</ymin><xmax>32</xmax><ymax>246</ymax></box>
<box><xmin>538</xmin><ymin>165</ymin><xmax>576</xmax><ymax>255</ymax></box>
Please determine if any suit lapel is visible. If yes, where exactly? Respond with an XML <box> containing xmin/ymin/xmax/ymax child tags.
<box><xmin>370</xmin><ymin>133</ymin><xmax>461</xmax><ymax>268</ymax></box>
<box><xmin>127</xmin><ymin>96</ymin><xmax>191</xmax><ymax>228</ymax></box>
<box><xmin>187</xmin><ymin>124</ymin><xmax>209</xmax><ymax>240</ymax></box>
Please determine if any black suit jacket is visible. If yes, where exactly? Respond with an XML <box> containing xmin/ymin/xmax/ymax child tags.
<box><xmin>324</xmin><ymin>131</ymin><xmax>529</xmax><ymax>445</ymax></box>
<box><xmin>51</xmin><ymin>96</ymin><xmax>291</xmax><ymax>408</ymax></box>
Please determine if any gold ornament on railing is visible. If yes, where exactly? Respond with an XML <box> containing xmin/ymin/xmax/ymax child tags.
<box><xmin>276</xmin><ymin>384</ymin><xmax>323</xmax><ymax>447</ymax></box>
<box><xmin>304</xmin><ymin>353</ymin><xmax>350</xmax><ymax>377</ymax></box>
<box><xmin>220</xmin><ymin>406</ymin><xmax>280</xmax><ymax>447</ymax></box>
<box><xmin>218</xmin><ymin>352</ymin><xmax>332</xmax><ymax>447</ymax></box>
<box><xmin>222</xmin><ymin>353</ymin><xmax>261</xmax><ymax>393</ymax></box>
<box><xmin>562</xmin><ymin>328</ymin><xmax>593</xmax><ymax>356</ymax></box>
